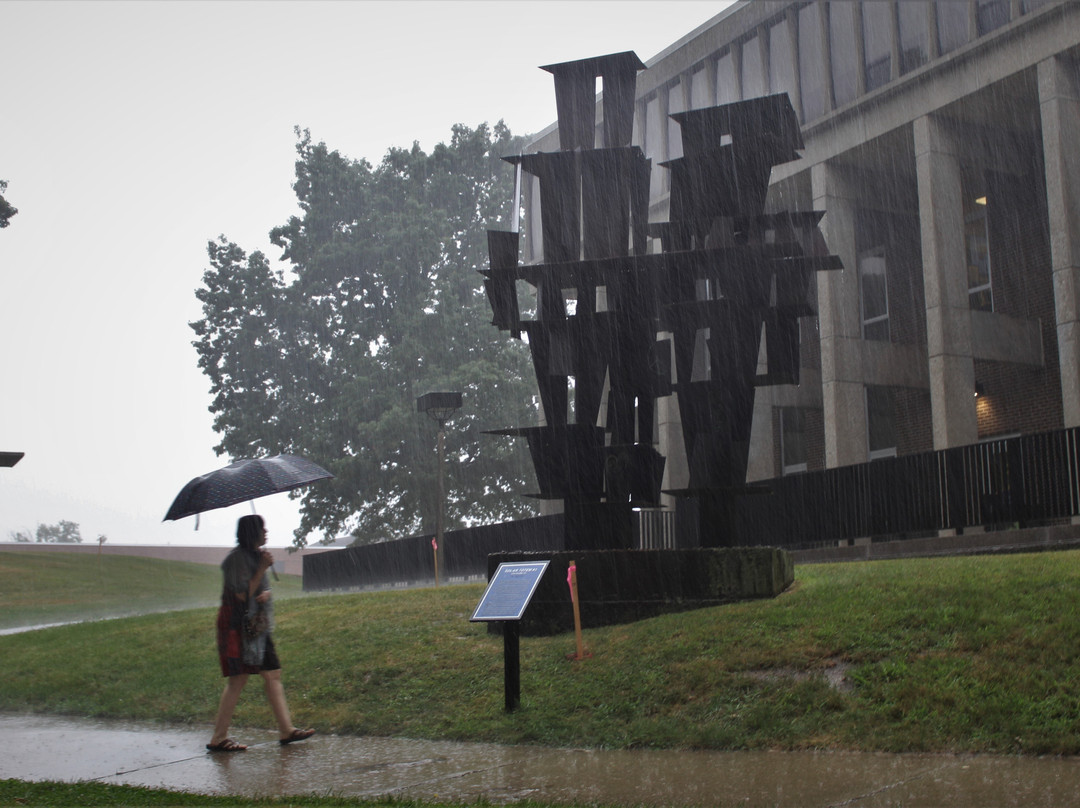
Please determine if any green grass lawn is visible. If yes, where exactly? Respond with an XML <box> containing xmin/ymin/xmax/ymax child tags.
<box><xmin>0</xmin><ymin>551</ymin><xmax>303</xmax><ymax>630</ymax></box>
<box><xmin>2</xmin><ymin>549</ymin><xmax>1080</xmax><ymax>755</ymax></box>
<box><xmin>0</xmin><ymin>779</ymin><xmax>486</xmax><ymax>808</ymax></box>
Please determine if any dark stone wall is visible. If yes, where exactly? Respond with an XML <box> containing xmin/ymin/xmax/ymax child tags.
<box><xmin>487</xmin><ymin>547</ymin><xmax>794</xmax><ymax>636</ymax></box>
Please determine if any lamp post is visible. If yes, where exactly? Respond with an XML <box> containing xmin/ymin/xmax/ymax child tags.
<box><xmin>417</xmin><ymin>392</ymin><xmax>462</xmax><ymax>586</ymax></box>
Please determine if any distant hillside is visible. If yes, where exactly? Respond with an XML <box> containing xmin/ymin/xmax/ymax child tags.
<box><xmin>0</xmin><ymin>551</ymin><xmax>303</xmax><ymax>631</ymax></box>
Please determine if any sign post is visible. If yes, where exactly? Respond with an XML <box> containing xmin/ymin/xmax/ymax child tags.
<box><xmin>471</xmin><ymin>560</ymin><xmax>549</xmax><ymax>711</ymax></box>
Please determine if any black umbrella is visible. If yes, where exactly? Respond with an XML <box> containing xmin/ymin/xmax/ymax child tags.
<box><xmin>164</xmin><ymin>454</ymin><xmax>334</xmax><ymax>522</ymax></box>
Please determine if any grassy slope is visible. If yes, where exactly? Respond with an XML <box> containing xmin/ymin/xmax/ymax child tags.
<box><xmin>0</xmin><ymin>551</ymin><xmax>302</xmax><ymax>630</ymax></box>
<box><xmin>2</xmin><ymin>550</ymin><xmax>1080</xmax><ymax>754</ymax></box>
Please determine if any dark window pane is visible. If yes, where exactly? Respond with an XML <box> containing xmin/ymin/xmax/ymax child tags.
<box><xmin>770</xmin><ymin>19</ymin><xmax>797</xmax><ymax>104</ymax></box>
<box><xmin>859</xmin><ymin>249</ymin><xmax>890</xmax><ymax>340</ymax></box>
<box><xmin>830</xmin><ymin>1</ymin><xmax>859</xmax><ymax>107</ymax></box>
<box><xmin>965</xmin><ymin>205</ymin><xmax>993</xmax><ymax>312</ymax></box>
<box><xmin>936</xmin><ymin>0</ymin><xmax>970</xmax><ymax>55</ymax></box>
<box><xmin>717</xmin><ymin>51</ymin><xmax>738</xmax><ymax>104</ymax></box>
<box><xmin>863</xmin><ymin>319</ymin><xmax>891</xmax><ymax>342</ymax></box>
<box><xmin>976</xmin><ymin>0</ymin><xmax>1011</xmax><ymax>34</ymax></box>
<box><xmin>899</xmin><ymin>1</ymin><xmax>930</xmax><ymax>74</ymax></box>
<box><xmin>782</xmin><ymin>408</ymin><xmax>807</xmax><ymax>472</ymax></box>
<box><xmin>866</xmin><ymin>386</ymin><xmax>896</xmax><ymax>455</ymax></box>
<box><xmin>690</xmin><ymin>68</ymin><xmax>710</xmax><ymax>109</ymax></box>
<box><xmin>667</xmin><ymin>84</ymin><xmax>685</xmax><ymax>160</ymax></box>
<box><xmin>742</xmin><ymin>36</ymin><xmax>766</xmax><ymax>98</ymax></box>
<box><xmin>969</xmin><ymin>287</ymin><xmax>993</xmax><ymax>312</ymax></box>
<box><xmin>799</xmin><ymin>2</ymin><xmax>827</xmax><ymax>119</ymax></box>
<box><xmin>863</xmin><ymin>1</ymin><xmax>893</xmax><ymax>91</ymax></box>
<box><xmin>645</xmin><ymin>96</ymin><xmax>666</xmax><ymax>194</ymax></box>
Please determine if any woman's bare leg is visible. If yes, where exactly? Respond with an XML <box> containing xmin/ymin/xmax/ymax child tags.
<box><xmin>210</xmin><ymin>674</ymin><xmax>249</xmax><ymax>746</ymax></box>
<box><xmin>260</xmin><ymin>669</ymin><xmax>295</xmax><ymax>737</ymax></box>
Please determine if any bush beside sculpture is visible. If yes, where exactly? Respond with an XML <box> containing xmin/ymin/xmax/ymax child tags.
<box><xmin>487</xmin><ymin>548</ymin><xmax>794</xmax><ymax>636</ymax></box>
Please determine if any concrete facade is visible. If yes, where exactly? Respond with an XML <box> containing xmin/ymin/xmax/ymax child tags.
<box><xmin>521</xmin><ymin>0</ymin><xmax>1079</xmax><ymax>504</ymax></box>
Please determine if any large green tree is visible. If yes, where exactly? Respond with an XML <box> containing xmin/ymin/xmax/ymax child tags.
<box><xmin>193</xmin><ymin>124</ymin><xmax>538</xmax><ymax>547</ymax></box>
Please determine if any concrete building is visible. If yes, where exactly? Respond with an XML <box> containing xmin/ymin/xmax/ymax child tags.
<box><xmin>520</xmin><ymin>0</ymin><xmax>1080</xmax><ymax>513</ymax></box>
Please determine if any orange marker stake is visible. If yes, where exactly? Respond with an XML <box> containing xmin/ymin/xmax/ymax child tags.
<box><xmin>567</xmin><ymin>560</ymin><xmax>588</xmax><ymax>660</ymax></box>
<box><xmin>432</xmin><ymin>537</ymin><xmax>439</xmax><ymax>587</ymax></box>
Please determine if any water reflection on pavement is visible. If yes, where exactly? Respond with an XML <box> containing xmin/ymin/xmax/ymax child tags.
<box><xmin>2</xmin><ymin>714</ymin><xmax>1078</xmax><ymax>807</ymax></box>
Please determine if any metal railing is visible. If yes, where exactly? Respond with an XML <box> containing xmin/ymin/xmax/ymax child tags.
<box><xmin>303</xmin><ymin>428</ymin><xmax>1080</xmax><ymax>589</ymax></box>
<box><xmin>732</xmin><ymin>427</ymin><xmax>1080</xmax><ymax>548</ymax></box>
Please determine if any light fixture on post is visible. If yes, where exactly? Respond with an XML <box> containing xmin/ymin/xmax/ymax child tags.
<box><xmin>417</xmin><ymin>392</ymin><xmax>463</xmax><ymax>586</ymax></box>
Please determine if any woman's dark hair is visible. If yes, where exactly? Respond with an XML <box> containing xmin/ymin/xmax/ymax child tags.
<box><xmin>236</xmin><ymin>514</ymin><xmax>265</xmax><ymax>551</ymax></box>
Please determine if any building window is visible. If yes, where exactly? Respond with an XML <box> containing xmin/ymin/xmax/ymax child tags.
<box><xmin>689</xmin><ymin>67</ymin><xmax>711</xmax><ymax>109</ymax></box>
<box><xmin>936</xmin><ymin>0</ymin><xmax>971</xmax><ymax>55</ymax></box>
<box><xmin>741</xmin><ymin>35</ymin><xmax>766</xmax><ymax>98</ymax></box>
<box><xmin>976</xmin><ymin>0</ymin><xmax>1011</xmax><ymax>35</ymax></box>
<box><xmin>862</xmin><ymin>1</ymin><xmax>893</xmax><ymax>92</ymax></box>
<box><xmin>899</xmin><ymin>1</ymin><xmax>931</xmax><ymax>74</ymax></box>
<box><xmin>644</xmin><ymin>95</ymin><xmax>666</xmax><ymax>196</ymax></box>
<box><xmin>667</xmin><ymin>83</ymin><xmax>685</xmax><ymax>161</ymax></box>
<box><xmin>770</xmin><ymin>17</ymin><xmax>797</xmax><ymax>102</ymax></box>
<box><xmin>798</xmin><ymin>2</ymin><xmax>827</xmax><ymax>120</ymax></box>
<box><xmin>866</xmin><ymin>386</ymin><xmax>897</xmax><ymax>460</ymax></box>
<box><xmin>780</xmin><ymin>407</ymin><xmax>808</xmax><ymax>475</ymax></box>
<box><xmin>1022</xmin><ymin>0</ymin><xmax>1055</xmax><ymax>12</ymax></box>
<box><xmin>829</xmin><ymin>1</ymin><xmax>859</xmax><ymax>107</ymax></box>
<box><xmin>716</xmin><ymin>50</ymin><xmax>738</xmax><ymax>104</ymax></box>
<box><xmin>966</xmin><ymin>197</ymin><xmax>993</xmax><ymax>312</ymax></box>
<box><xmin>859</xmin><ymin>246</ymin><xmax>890</xmax><ymax>341</ymax></box>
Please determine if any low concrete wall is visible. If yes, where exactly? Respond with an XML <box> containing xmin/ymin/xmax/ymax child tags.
<box><xmin>488</xmin><ymin>548</ymin><xmax>795</xmax><ymax>636</ymax></box>
<box><xmin>0</xmin><ymin>542</ymin><xmax>340</xmax><ymax>576</ymax></box>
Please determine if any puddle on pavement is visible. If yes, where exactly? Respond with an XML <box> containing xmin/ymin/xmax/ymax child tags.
<box><xmin>2</xmin><ymin>713</ymin><xmax>1078</xmax><ymax>807</ymax></box>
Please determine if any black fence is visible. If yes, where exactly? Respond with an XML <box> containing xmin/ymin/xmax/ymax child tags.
<box><xmin>732</xmin><ymin>427</ymin><xmax>1080</xmax><ymax>548</ymax></box>
<box><xmin>303</xmin><ymin>427</ymin><xmax>1080</xmax><ymax>590</ymax></box>
<box><xmin>303</xmin><ymin>515</ymin><xmax>564</xmax><ymax>591</ymax></box>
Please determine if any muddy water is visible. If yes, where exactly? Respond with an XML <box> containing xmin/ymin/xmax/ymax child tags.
<box><xmin>1</xmin><ymin>714</ymin><xmax>1078</xmax><ymax>806</ymax></box>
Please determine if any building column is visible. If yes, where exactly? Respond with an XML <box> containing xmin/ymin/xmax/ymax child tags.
<box><xmin>812</xmin><ymin>161</ymin><xmax>868</xmax><ymax>468</ymax></box>
<box><xmin>1039</xmin><ymin>55</ymin><xmax>1080</xmax><ymax>428</ymax></box>
<box><xmin>913</xmin><ymin>114</ymin><xmax>977</xmax><ymax>449</ymax></box>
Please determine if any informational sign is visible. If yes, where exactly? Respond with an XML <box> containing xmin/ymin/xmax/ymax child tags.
<box><xmin>470</xmin><ymin>561</ymin><xmax>550</xmax><ymax>622</ymax></box>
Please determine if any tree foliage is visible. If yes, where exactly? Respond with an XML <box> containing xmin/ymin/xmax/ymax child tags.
<box><xmin>0</xmin><ymin>180</ymin><xmax>17</xmax><ymax>229</ymax></box>
<box><xmin>193</xmin><ymin>124</ymin><xmax>538</xmax><ymax>547</ymax></box>
<box><xmin>33</xmin><ymin>520</ymin><xmax>82</xmax><ymax>543</ymax></box>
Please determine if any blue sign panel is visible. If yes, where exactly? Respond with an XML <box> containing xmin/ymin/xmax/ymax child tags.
<box><xmin>470</xmin><ymin>561</ymin><xmax>550</xmax><ymax>622</ymax></box>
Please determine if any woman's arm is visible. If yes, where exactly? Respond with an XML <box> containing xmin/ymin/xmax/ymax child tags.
<box><xmin>233</xmin><ymin>550</ymin><xmax>274</xmax><ymax>603</ymax></box>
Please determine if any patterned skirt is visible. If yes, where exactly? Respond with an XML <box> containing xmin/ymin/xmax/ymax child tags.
<box><xmin>216</xmin><ymin>598</ymin><xmax>281</xmax><ymax>677</ymax></box>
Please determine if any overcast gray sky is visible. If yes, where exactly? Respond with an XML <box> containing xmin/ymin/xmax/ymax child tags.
<box><xmin>0</xmin><ymin>0</ymin><xmax>731</xmax><ymax>548</ymax></box>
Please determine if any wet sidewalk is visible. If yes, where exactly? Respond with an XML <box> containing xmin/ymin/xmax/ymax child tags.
<box><xmin>2</xmin><ymin>714</ymin><xmax>1079</xmax><ymax>807</ymax></box>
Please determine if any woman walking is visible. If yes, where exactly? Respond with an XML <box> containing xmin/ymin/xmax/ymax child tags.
<box><xmin>207</xmin><ymin>514</ymin><xmax>314</xmax><ymax>751</ymax></box>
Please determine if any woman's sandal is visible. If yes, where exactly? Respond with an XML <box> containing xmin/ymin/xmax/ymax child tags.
<box><xmin>279</xmin><ymin>727</ymin><xmax>315</xmax><ymax>745</ymax></box>
<box><xmin>206</xmin><ymin>738</ymin><xmax>248</xmax><ymax>752</ymax></box>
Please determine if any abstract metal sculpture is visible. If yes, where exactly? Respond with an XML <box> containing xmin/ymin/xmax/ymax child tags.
<box><xmin>483</xmin><ymin>52</ymin><xmax>841</xmax><ymax>550</ymax></box>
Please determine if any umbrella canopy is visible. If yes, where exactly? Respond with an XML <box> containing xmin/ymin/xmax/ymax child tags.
<box><xmin>164</xmin><ymin>454</ymin><xmax>333</xmax><ymax>522</ymax></box>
